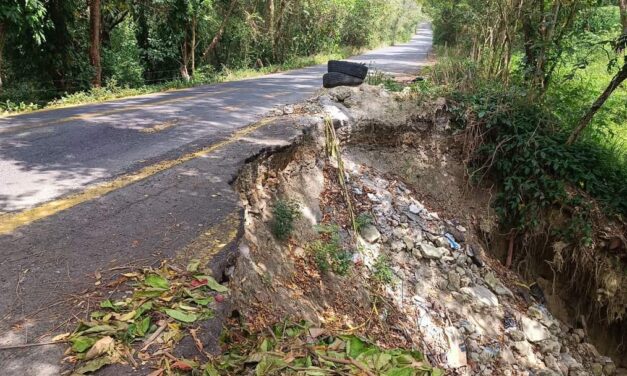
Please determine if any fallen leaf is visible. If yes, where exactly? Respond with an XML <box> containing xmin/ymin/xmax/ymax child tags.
<box><xmin>52</xmin><ymin>332</ymin><xmax>71</xmax><ymax>342</ymax></box>
<box><xmin>187</xmin><ymin>259</ymin><xmax>201</xmax><ymax>272</ymax></box>
<box><xmin>195</xmin><ymin>275</ymin><xmax>228</xmax><ymax>293</ymax></box>
<box><xmin>144</xmin><ymin>274</ymin><xmax>169</xmax><ymax>290</ymax></box>
<box><xmin>85</xmin><ymin>336</ymin><xmax>114</xmax><ymax>360</ymax></box>
<box><xmin>172</xmin><ymin>359</ymin><xmax>198</xmax><ymax>371</ymax></box>
<box><xmin>164</xmin><ymin>309</ymin><xmax>198</xmax><ymax>323</ymax></box>
<box><xmin>72</xmin><ymin>356</ymin><xmax>113</xmax><ymax>374</ymax></box>
<box><xmin>71</xmin><ymin>336</ymin><xmax>95</xmax><ymax>353</ymax></box>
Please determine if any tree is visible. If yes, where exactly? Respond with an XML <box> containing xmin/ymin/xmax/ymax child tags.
<box><xmin>201</xmin><ymin>0</ymin><xmax>238</xmax><ymax>61</ymax></box>
<box><xmin>89</xmin><ymin>0</ymin><xmax>102</xmax><ymax>87</ymax></box>
<box><xmin>567</xmin><ymin>0</ymin><xmax>627</xmax><ymax>145</ymax></box>
<box><xmin>0</xmin><ymin>0</ymin><xmax>47</xmax><ymax>88</ymax></box>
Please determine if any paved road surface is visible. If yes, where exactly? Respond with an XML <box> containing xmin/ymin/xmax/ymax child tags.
<box><xmin>0</xmin><ymin>24</ymin><xmax>432</xmax><ymax>375</ymax></box>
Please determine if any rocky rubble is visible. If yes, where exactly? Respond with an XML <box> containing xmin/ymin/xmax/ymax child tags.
<box><xmin>313</xmin><ymin>86</ymin><xmax>622</xmax><ymax>375</ymax></box>
<box><xmin>345</xmin><ymin>162</ymin><xmax>619</xmax><ymax>375</ymax></box>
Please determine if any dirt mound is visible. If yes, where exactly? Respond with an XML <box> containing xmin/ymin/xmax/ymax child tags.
<box><xmin>229</xmin><ymin>85</ymin><xmax>624</xmax><ymax>375</ymax></box>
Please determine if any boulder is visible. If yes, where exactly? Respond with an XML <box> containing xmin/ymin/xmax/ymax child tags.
<box><xmin>460</xmin><ymin>285</ymin><xmax>499</xmax><ymax>307</ymax></box>
<box><xmin>521</xmin><ymin>316</ymin><xmax>550</xmax><ymax>343</ymax></box>
<box><xmin>360</xmin><ymin>224</ymin><xmax>381</xmax><ymax>243</ymax></box>
<box><xmin>484</xmin><ymin>272</ymin><xmax>514</xmax><ymax>298</ymax></box>
<box><xmin>419</xmin><ymin>242</ymin><xmax>447</xmax><ymax>259</ymax></box>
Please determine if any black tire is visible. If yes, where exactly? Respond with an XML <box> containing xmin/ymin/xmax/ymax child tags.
<box><xmin>328</xmin><ymin>60</ymin><xmax>368</xmax><ymax>80</ymax></box>
<box><xmin>322</xmin><ymin>72</ymin><xmax>364</xmax><ymax>88</ymax></box>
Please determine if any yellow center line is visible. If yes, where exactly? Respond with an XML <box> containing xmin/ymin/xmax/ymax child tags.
<box><xmin>0</xmin><ymin>117</ymin><xmax>275</xmax><ymax>235</ymax></box>
<box><xmin>0</xmin><ymin>88</ymin><xmax>238</xmax><ymax>136</ymax></box>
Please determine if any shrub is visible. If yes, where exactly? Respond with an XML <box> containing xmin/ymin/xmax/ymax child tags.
<box><xmin>271</xmin><ymin>199</ymin><xmax>301</xmax><ymax>241</ymax></box>
<box><xmin>373</xmin><ymin>255</ymin><xmax>394</xmax><ymax>285</ymax></box>
<box><xmin>311</xmin><ymin>224</ymin><xmax>352</xmax><ymax>276</ymax></box>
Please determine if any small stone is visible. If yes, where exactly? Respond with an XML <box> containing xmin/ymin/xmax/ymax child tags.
<box><xmin>433</xmin><ymin>237</ymin><xmax>448</xmax><ymax>248</ymax></box>
<box><xmin>559</xmin><ymin>353</ymin><xmax>582</xmax><ymax>371</ymax></box>
<box><xmin>460</xmin><ymin>285</ymin><xmax>499</xmax><ymax>307</ymax></box>
<box><xmin>513</xmin><ymin>341</ymin><xmax>533</xmax><ymax>357</ymax></box>
<box><xmin>409</xmin><ymin>204</ymin><xmax>422</xmax><ymax>214</ymax></box>
<box><xmin>604</xmin><ymin>363</ymin><xmax>616</xmax><ymax>375</ymax></box>
<box><xmin>538</xmin><ymin>339</ymin><xmax>561</xmax><ymax>356</ymax></box>
<box><xmin>507</xmin><ymin>329</ymin><xmax>526</xmax><ymax>342</ymax></box>
<box><xmin>360</xmin><ymin>224</ymin><xmax>381</xmax><ymax>243</ymax></box>
<box><xmin>283</xmin><ymin>104</ymin><xmax>295</xmax><ymax>114</ymax></box>
<box><xmin>403</xmin><ymin>236</ymin><xmax>414</xmax><ymax>250</ymax></box>
<box><xmin>544</xmin><ymin>354</ymin><xmax>561</xmax><ymax>373</ymax></box>
<box><xmin>573</xmin><ymin>328</ymin><xmax>585</xmax><ymax>342</ymax></box>
<box><xmin>484</xmin><ymin>272</ymin><xmax>514</xmax><ymax>297</ymax></box>
<box><xmin>418</xmin><ymin>242</ymin><xmax>447</xmax><ymax>259</ymax></box>
<box><xmin>591</xmin><ymin>363</ymin><xmax>604</xmax><ymax>376</ymax></box>
<box><xmin>448</xmin><ymin>271</ymin><xmax>461</xmax><ymax>290</ymax></box>
<box><xmin>391</xmin><ymin>240</ymin><xmax>405</xmax><ymax>252</ymax></box>
<box><xmin>521</xmin><ymin>316</ymin><xmax>550</xmax><ymax>343</ymax></box>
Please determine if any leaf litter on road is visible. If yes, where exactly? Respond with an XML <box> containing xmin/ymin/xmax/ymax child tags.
<box><xmin>63</xmin><ymin>259</ymin><xmax>225</xmax><ymax>375</ymax></box>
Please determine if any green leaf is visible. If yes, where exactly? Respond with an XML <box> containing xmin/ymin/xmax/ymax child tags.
<box><xmin>345</xmin><ymin>336</ymin><xmax>368</xmax><ymax>359</ymax></box>
<box><xmin>133</xmin><ymin>289</ymin><xmax>166</xmax><ymax>298</ymax></box>
<box><xmin>144</xmin><ymin>274</ymin><xmax>169</xmax><ymax>289</ymax></box>
<box><xmin>134</xmin><ymin>302</ymin><xmax>153</xmax><ymax>319</ymax></box>
<box><xmin>164</xmin><ymin>309</ymin><xmax>198</xmax><ymax>323</ymax></box>
<box><xmin>71</xmin><ymin>336</ymin><xmax>96</xmax><ymax>353</ymax></box>
<box><xmin>72</xmin><ymin>356</ymin><xmax>114</xmax><ymax>374</ymax></box>
<box><xmin>82</xmin><ymin>325</ymin><xmax>118</xmax><ymax>335</ymax></box>
<box><xmin>187</xmin><ymin>259</ymin><xmax>201</xmax><ymax>272</ymax></box>
<box><xmin>385</xmin><ymin>368</ymin><xmax>414</xmax><ymax>376</ymax></box>
<box><xmin>204</xmin><ymin>364</ymin><xmax>220</xmax><ymax>376</ymax></box>
<box><xmin>100</xmin><ymin>300</ymin><xmax>116</xmax><ymax>310</ymax></box>
<box><xmin>134</xmin><ymin>316</ymin><xmax>151</xmax><ymax>337</ymax></box>
<box><xmin>255</xmin><ymin>356</ymin><xmax>287</xmax><ymax>376</ymax></box>
<box><xmin>197</xmin><ymin>275</ymin><xmax>229</xmax><ymax>293</ymax></box>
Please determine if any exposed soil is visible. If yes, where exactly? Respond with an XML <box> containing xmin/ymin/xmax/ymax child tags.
<box><xmin>226</xmin><ymin>85</ymin><xmax>625</xmax><ymax>375</ymax></box>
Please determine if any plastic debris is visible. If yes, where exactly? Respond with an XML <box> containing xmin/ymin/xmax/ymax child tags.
<box><xmin>444</xmin><ymin>233</ymin><xmax>461</xmax><ymax>250</ymax></box>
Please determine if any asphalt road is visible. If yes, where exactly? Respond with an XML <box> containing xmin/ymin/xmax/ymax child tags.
<box><xmin>0</xmin><ymin>24</ymin><xmax>432</xmax><ymax>375</ymax></box>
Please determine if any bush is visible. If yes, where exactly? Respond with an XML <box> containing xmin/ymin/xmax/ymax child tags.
<box><xmin>311</xmin><ymin>224</ymin><xmax>352</xmax><ymax>276</ymax></box>
<box><xmin>373</xmin><ymin>255</ymin><xmax>394</xmax><ymax>285</ymax></box>
<box><xmin>271</xmin><ymin>199</ymin><xmax>301</xmax><ymax>241</ymax></box>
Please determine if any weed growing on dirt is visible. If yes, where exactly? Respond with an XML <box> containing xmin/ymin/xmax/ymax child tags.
<box><xmin>311</xmin><ymin>224</ymin><xmax>352</xmax><ymax>276</ymax></box>
<box><xmin>355</xmin><ymin>212</ymin><xmax>373</xmax><ymax>232</ymax></box>
<box><xmin>366</xmin><ymin>70</ymin><xmax>404</xmax><ymax>92</ymax></box>
<box><xmin>271</xmin><ymin>199</ymin><xmax>301</xmax><ymax>241</ymax></box>
<box><xmin>373</xmin><ymin>255</ymin><xmax>395</xmax><ymax>285</ymax></box>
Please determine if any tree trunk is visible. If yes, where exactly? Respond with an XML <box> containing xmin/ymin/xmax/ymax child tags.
<box><xmin>201</xmin><ymin>0</ymin><xmax>238</xmax><ymax>61</ymax></box>
<box><xmin>0</xmin><ymin>22</ymin><xmax>5</xmax><ymax>89</ymax></box>
<box><xmin>268</xmin><ymin>0</ymin><xmax>275</xmax><ymax>60</ymax></box>
<box><xmin>180</xmin><ymin>35</ymin><xmax>191</xmax><ymax>82</ymax></box>
<box><xmin>191</xmin><ymin>17</ymin><xmax>196</xmax><ymax>75</ymax></box>
<box><xmin>566</xmin><ymin>0</ymin><xmax>627</xmax><ymax>145</ymax></box>
<box><xmin>620</xmin><ymin>0</ymin><xmax>627</xmax><ymax>33</ymax></box>
<box><xmin>566</xmin><ymin>62</ymin><xmax>627</xmax><ymax>145</ymax></box>
<box><xmin>89</xmin><ymin>0</ymin><xmax>102</xmax><ymax>87</ymax></box>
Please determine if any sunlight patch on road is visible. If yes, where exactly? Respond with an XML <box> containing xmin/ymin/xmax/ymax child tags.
<box><xmin>175</xmin><ymin>210</ymin><xmax>241</xmax><ymax>265</ymax></box>
<box><xmin>0</xmin><ymin>117</ymin><xmax>275</xmax><ymax>235</ymax></box>
<box><xmin>0</xmin><ymin>88</ymin><xmax>238</xmax><ymax>136</ymax></box>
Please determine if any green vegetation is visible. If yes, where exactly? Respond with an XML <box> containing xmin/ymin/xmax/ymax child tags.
<box><xmin>63</xmin><ymin>260</ymin><xmax>226</xmax><ymax>374</ymax></box>
<box><xmin>271</xmin><ymin>199</ymin><xmax>300</xmax><ymax>241</ymax></box>
<box><xmin>422</xmin><ymin>0</ymin><xmax>626</xmax><ymax>323</ymax></box>
<box><xmin>372</xmin><ymin>255</ymin><xmax>395</xmax><ymax>285</ymax></box>
<box><xmin>355</xmin><ymin>212</ymin><xmax>373</xmax><ymax>232</ymax></box>
<box><xmin>311</xmin><ymin>224</ymin><xmax>352</xmax><ymax>276</ymax></box>
<box><xmin>365</xmin><ymin>70</ymin><xmax>404</xmax><ymax>91</ymax></box>
<box><xmin>0</xmin><ymin>0</ymin><xmax>422</xmax><ymax>114</ymax></box>
<box><xmin>211</xmin><ymin>321</ymin><xmax>442</xmax><ymax>375</ymax></box>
